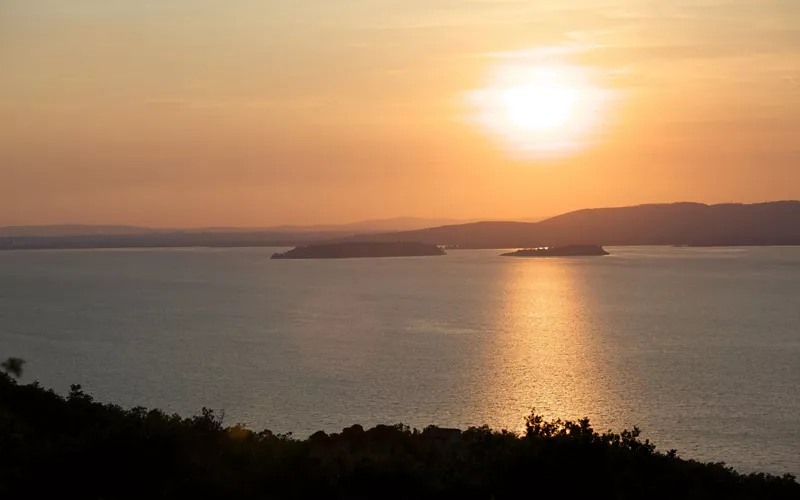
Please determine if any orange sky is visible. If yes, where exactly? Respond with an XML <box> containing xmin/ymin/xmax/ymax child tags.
<box><xmin>1</xmin><ymin>0</ymin><xmax>799</xmax><ymax>227</ymax></box>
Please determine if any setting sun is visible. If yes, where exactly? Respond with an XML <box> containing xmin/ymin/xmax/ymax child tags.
<box><xmin>466</xmin><ymin>61</ymin><xmax>614</xmax><ymax>159</ymax></box>
<box><xmin>500</xmin><ymin>82</ymin><xmax>580</xmax><ymax>132</ymax></box>
<box><xmin>3</xmin><ymin>1</ymin><xmax>800</xmax><ymax>493</ymax></box>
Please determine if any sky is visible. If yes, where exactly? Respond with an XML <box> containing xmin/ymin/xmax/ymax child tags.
<box><xmin>1</xmin><ymin>0</ymin><xmax>799</xmax><ymax>227</ymax></box>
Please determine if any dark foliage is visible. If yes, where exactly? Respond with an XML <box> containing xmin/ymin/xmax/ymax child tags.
<box><xmin>0</xmin><ymin>358</ymin><xmax>24</xmax><ymax>379</ymax></box>
<box><xmin>0</xmin><ymin>372</ymin><xmax>797</xmax><ymax>499</ymax></box>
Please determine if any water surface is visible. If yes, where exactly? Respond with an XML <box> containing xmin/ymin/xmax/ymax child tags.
<box><xmin>1</xmin><ymin>247</ymin><xmax>798</xmax><ymax>474</ymax></box>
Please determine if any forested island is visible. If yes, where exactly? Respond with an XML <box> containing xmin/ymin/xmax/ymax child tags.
<box><xmin>271</xmin><ymin>241</ymin><xmax>445</xmax><ymax>259</ymax></box>
<box><xmin>1</xmin><ymin>366</ymin><xmax>797</xmax><ymax>499</ymax></box>
<box><xmin>502</xmin><ymin>245</ymin><xmax>609</xmax><ymax>257</ymax></box>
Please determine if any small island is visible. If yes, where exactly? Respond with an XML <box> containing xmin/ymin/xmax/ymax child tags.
<box><xmin>271</xmin><ymin>241</ymin><xmax>446</xmax><ymax>259</ymax></box>
<box><xmin>501</xmin><ymin>244</ymin><xmax>609</xmax><ymax>257</ymax></box>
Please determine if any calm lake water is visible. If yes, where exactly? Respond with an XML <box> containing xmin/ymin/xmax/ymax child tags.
<box><xmin>1</xmin><ymin>247</ymin><xmax>799</xmax><ymax>475</ymax></box>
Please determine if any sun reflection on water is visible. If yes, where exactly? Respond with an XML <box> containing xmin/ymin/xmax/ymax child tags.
<box><xmin>478</xmin><ymin>259</ymin><xmax>622</xmax><ymax>433</ymax></box>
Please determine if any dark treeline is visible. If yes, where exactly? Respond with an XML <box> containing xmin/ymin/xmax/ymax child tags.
<box><xmin>0</xmin><ymin>370</ymin><xmax>797</xmax><ymax>499</ymax></box>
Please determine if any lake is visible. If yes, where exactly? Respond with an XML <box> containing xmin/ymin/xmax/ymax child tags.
<box><xmin>1</xmin><ymin>246</ymin><xmax>798</xmax><ymax>475</ymax></box>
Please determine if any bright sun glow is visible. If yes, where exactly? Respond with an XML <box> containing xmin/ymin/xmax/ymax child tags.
<box><xmin>465</xmin><ymin>60</ymin><xmax>614</xmax><ymax>159</ymax></box>
<box><xmin>501</xmin><ymin>82</ymin><xmax>580</xmax><ymax>132</ymax></box>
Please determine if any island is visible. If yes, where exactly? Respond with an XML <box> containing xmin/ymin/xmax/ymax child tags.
<box><xmin>271</xmin><ymin>241</ymin><xmax>446</xmax><ymax>259</ymax></box>
<box><xmin>501</xmin><ymin>244</ymin><xmax>609</xmax><ymax>257</ymax></box>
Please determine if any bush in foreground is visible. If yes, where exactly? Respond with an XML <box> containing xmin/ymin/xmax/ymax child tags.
<box><xmin>0</xmin><ymin>372</ymin><xmax>797</xmax><ymax>499</ymax></box>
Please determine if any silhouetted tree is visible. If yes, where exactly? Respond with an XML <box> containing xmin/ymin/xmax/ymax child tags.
<box><xmin>1</xmin><ymin>357</ymin><xmax>24</xmax><ymax>379</ymax></box>
<box><xmin>0</xmin><ymin>370</ymin><xmax>797</xmax><ymax>499</ymax></box>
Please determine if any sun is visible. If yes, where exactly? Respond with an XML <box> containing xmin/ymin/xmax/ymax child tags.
<box><xmin>500</xmin><ymin>82</ymin><xmax>580</xmax><ymax>132</ymax></box>
<box><xmin>465</xmin><ymin>62</ymin><xmax>613</xmax><ymax>158</ymax></box>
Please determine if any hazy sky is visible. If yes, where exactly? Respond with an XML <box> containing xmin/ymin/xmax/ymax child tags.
<box><xmin>2</xmin><ymin>0</ymin><xmax>799</xmax><ymax>226</ymax></box>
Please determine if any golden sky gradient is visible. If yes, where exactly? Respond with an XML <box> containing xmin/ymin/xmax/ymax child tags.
<box><xmin>1</xmin><ymin>0</ymin><xmax>799</xmax><ymax>226</ymax></box>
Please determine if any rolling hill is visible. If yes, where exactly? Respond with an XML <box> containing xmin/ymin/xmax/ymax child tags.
<box><xmin>3</xmin><ymin>202</ymin><xmax>799</xmax><ymax>250</ymax></box>
<box><xmin>0</xmin><ymin>217</ymin><xmax>463</xmax><ymax>238</ymax></box>
<box><xmin>0</xmin><ymin>218</ymin><xmax>466</xmax><ymax>250</ymax></box>
<box><xmin>343</xmin><ymin>201</ymin><xmax>800</xmax><ymax>248</ymax></box>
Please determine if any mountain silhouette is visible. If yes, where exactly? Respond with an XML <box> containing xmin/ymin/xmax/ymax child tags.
<box><xmin>3</xmin><ymin>202</ymin><xmax>799</xmax><ymax>250</ymax></box>
<box><xmin>343</xmin><ymin>201</ymin><xmax>800</xmax><ymax>248</ymax></box>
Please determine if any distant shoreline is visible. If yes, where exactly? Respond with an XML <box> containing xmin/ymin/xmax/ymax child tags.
<box><xmin>3</xmin><ymin>201</ymin><xmax>800</xmax><ymax>250</ymax></box>
<box><xmin>4</xmin><ymin>242</ymin><xmax>800</xmax><ymax>252</ymax></box>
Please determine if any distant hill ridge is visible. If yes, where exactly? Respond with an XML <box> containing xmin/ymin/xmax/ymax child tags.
<box><xmin>0</xmin><ymin>217</ymin><xmax>464</xmax><ymax>238</ymax></box>
<box><xmin>2</xmin><ymin>201</ymin><xmax>799</xmax><ymax>250</ymax></box>
<box><xmin>343</xmin><ymin>201</ymin><xmax>800</xmax><ymax>248</ymax></box>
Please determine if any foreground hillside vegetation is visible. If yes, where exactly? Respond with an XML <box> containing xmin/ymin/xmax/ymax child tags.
<box><xmin>1</xmin><ymin>364</ymin><xmax>797</xmax><ymax>499</ymax></box>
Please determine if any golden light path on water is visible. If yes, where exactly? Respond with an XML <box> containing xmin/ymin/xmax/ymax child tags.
<box><xmin>476</xmin><ymin>259</ymin><xmax>627</xmax><ymax>433</ymax></box>
<box><xmin>465</xmin><ymin>53</ymin><xmax>616</xmax><ymax>159</ymax></box>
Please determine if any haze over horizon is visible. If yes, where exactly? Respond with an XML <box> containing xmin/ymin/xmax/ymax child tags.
<box><xmin>2</xmin><ymin>1</ymin><xmax>799</xmax><ymax>227</ymax></box>
<box><xmin>0</xmin><ymin>200</ymin><xmax>795</xmax><ymax>231</ymax></box>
